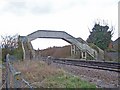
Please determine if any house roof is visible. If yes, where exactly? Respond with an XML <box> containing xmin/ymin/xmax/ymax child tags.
<box><xmin>112</xmin><ymin>37</ymin><xmax>120</xmax><ymax>45</ymax></box>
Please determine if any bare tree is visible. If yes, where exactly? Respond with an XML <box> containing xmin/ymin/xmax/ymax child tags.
<box><xmin>1</xmin><ymin>34</ymin><xmax>19</xmax><ymax>60</ymax></box>
<box><xmin>1</xmin><ymin>34</ymin><xmax>18</xmax><ymax>50</ymax></box>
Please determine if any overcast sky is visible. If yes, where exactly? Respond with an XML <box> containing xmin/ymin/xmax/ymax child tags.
<box><xmin>0</xmin><ymin>0</ymin><xmax>119</xmax><ymax>50</ymax></box>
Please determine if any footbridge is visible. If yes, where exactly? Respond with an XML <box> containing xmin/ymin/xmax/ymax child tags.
<box><xmin>20</xmin><ymin>30</ymin><xmax>98</xmax><ymax>60</ymax></box>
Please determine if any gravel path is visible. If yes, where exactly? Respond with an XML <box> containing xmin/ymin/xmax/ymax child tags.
<box><xmin>51</xmin><ymin>62</ymin><xmax>119</xmax><ymax>88</ymax></box>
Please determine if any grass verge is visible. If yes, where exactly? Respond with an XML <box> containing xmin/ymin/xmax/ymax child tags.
<box><xmin>40</xmin><ymin>73</ymin><xmax>96</xmax><ymax>88</ymax></box>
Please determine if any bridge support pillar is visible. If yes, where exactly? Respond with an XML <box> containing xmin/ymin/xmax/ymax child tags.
<box><xmin>71</xmin><ymin>44</ymin><xmax>76</xmax><ymax>56</ymax></box>
<box><xmin>81</xmin><ymin>51</ymin><xmax>87</xmax><ymax>59</ymax></box>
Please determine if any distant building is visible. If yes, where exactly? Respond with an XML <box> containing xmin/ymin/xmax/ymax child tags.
<box><xmin>108</xmin><ymin>40</ymin><xmax>113</xmax><ymax>49</ymax></box>
<box><xmin>105</xmin><ymin>37</ymin><xmax>120</xmax><ymax>61</ymax></box>
<box><xmin>112</xmin><ymin>37</ymin><xmax>120</xmax><ymax>51</ymax></box>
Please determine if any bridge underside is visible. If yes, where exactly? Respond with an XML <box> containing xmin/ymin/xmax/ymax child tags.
<box><xmin>20</xmin><ymin>30</ymin><xmax>98</xmax><ymax>60</ymax></box>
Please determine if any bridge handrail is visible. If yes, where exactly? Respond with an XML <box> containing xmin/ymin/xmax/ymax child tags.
<box><xmin>63</xmin><ymin>32</ymin><xmax>97</xmax><ymax>58</ymax></box>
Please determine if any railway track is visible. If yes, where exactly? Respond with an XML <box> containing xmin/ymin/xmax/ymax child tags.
<box><xmin>48</xmin><ymin>58</ymin><xmax>120</xmax><ymax>73</ymax></box>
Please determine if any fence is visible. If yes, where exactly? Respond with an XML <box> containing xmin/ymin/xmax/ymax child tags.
<box><xmin>4</xmin><ymin>54</ymin><xmax>34</xmax><ymax>89</ymax></box>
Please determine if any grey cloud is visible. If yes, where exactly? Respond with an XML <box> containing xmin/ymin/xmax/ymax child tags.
<box><xmin>0</xmin><ymin>0</ymin><xmax>82</xmax><ymax>16</ymax></box>
<box><xmin>29</xmin><ymin>2</ymin><xmax>52</xmax><ymax>14</ymax></box>
<box><xmin>1</xmin><ymin>0</ymin><xmax>52</xmax><ymax>15</ymax></box>
<box><xmin>3</xmin><ymin>1</ymin><xmax>27</xmax><ymax>15</ymax></box>
<box><xmin>30</xmin><ymin>6</ymin><xmax>51</xmax><ymax>14</ymax></box>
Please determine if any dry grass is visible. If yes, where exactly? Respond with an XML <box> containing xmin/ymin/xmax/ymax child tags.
<box><xmin>12</xmin><ymin>60</ymin><xmax>96</xmax><ymax>88</ymax></box>
<box><xmin>13</xmin><ymin>60</ymin><xmax>64</xmax><ymax>84</ymax></box>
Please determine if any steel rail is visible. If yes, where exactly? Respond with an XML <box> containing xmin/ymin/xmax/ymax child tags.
<box><xmin>50</xmin><ymin>58</ymin><xmax>120</xmax><ymax>73</ymax></box>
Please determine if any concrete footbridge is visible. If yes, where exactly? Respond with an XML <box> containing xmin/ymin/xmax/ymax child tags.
<box><xmin>20</xmin><ymin>30</ymin><xmax>98</xmax><ymax>60</ymax></box>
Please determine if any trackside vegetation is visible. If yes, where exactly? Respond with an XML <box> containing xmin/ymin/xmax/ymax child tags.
<box><xmin>41</xmin><ymin>73</ymin><xmax>96</xmax><ymax>88</ymax></box>
<box><xmin>13</xmin><ymin>60</ymin><xmax>96</xmax><ymax>88</ymax></box>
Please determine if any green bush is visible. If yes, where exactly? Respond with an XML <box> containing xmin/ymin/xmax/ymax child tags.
<box><xmin>2</xmin><ymin>36</ymin><xmax>23</xmax><ymax>61</ymax></box>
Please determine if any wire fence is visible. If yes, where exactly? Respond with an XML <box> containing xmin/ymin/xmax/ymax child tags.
<box><xmin>2</xmin><ymin>54</ymin><xmax>34</xmax><ymax>89</ymax></box>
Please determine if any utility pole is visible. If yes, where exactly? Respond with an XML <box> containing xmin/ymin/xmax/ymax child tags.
<box><xmin>118</xmin><ymin>1</ymin><xmax>120</xmax><ymax>38</ymax></box>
